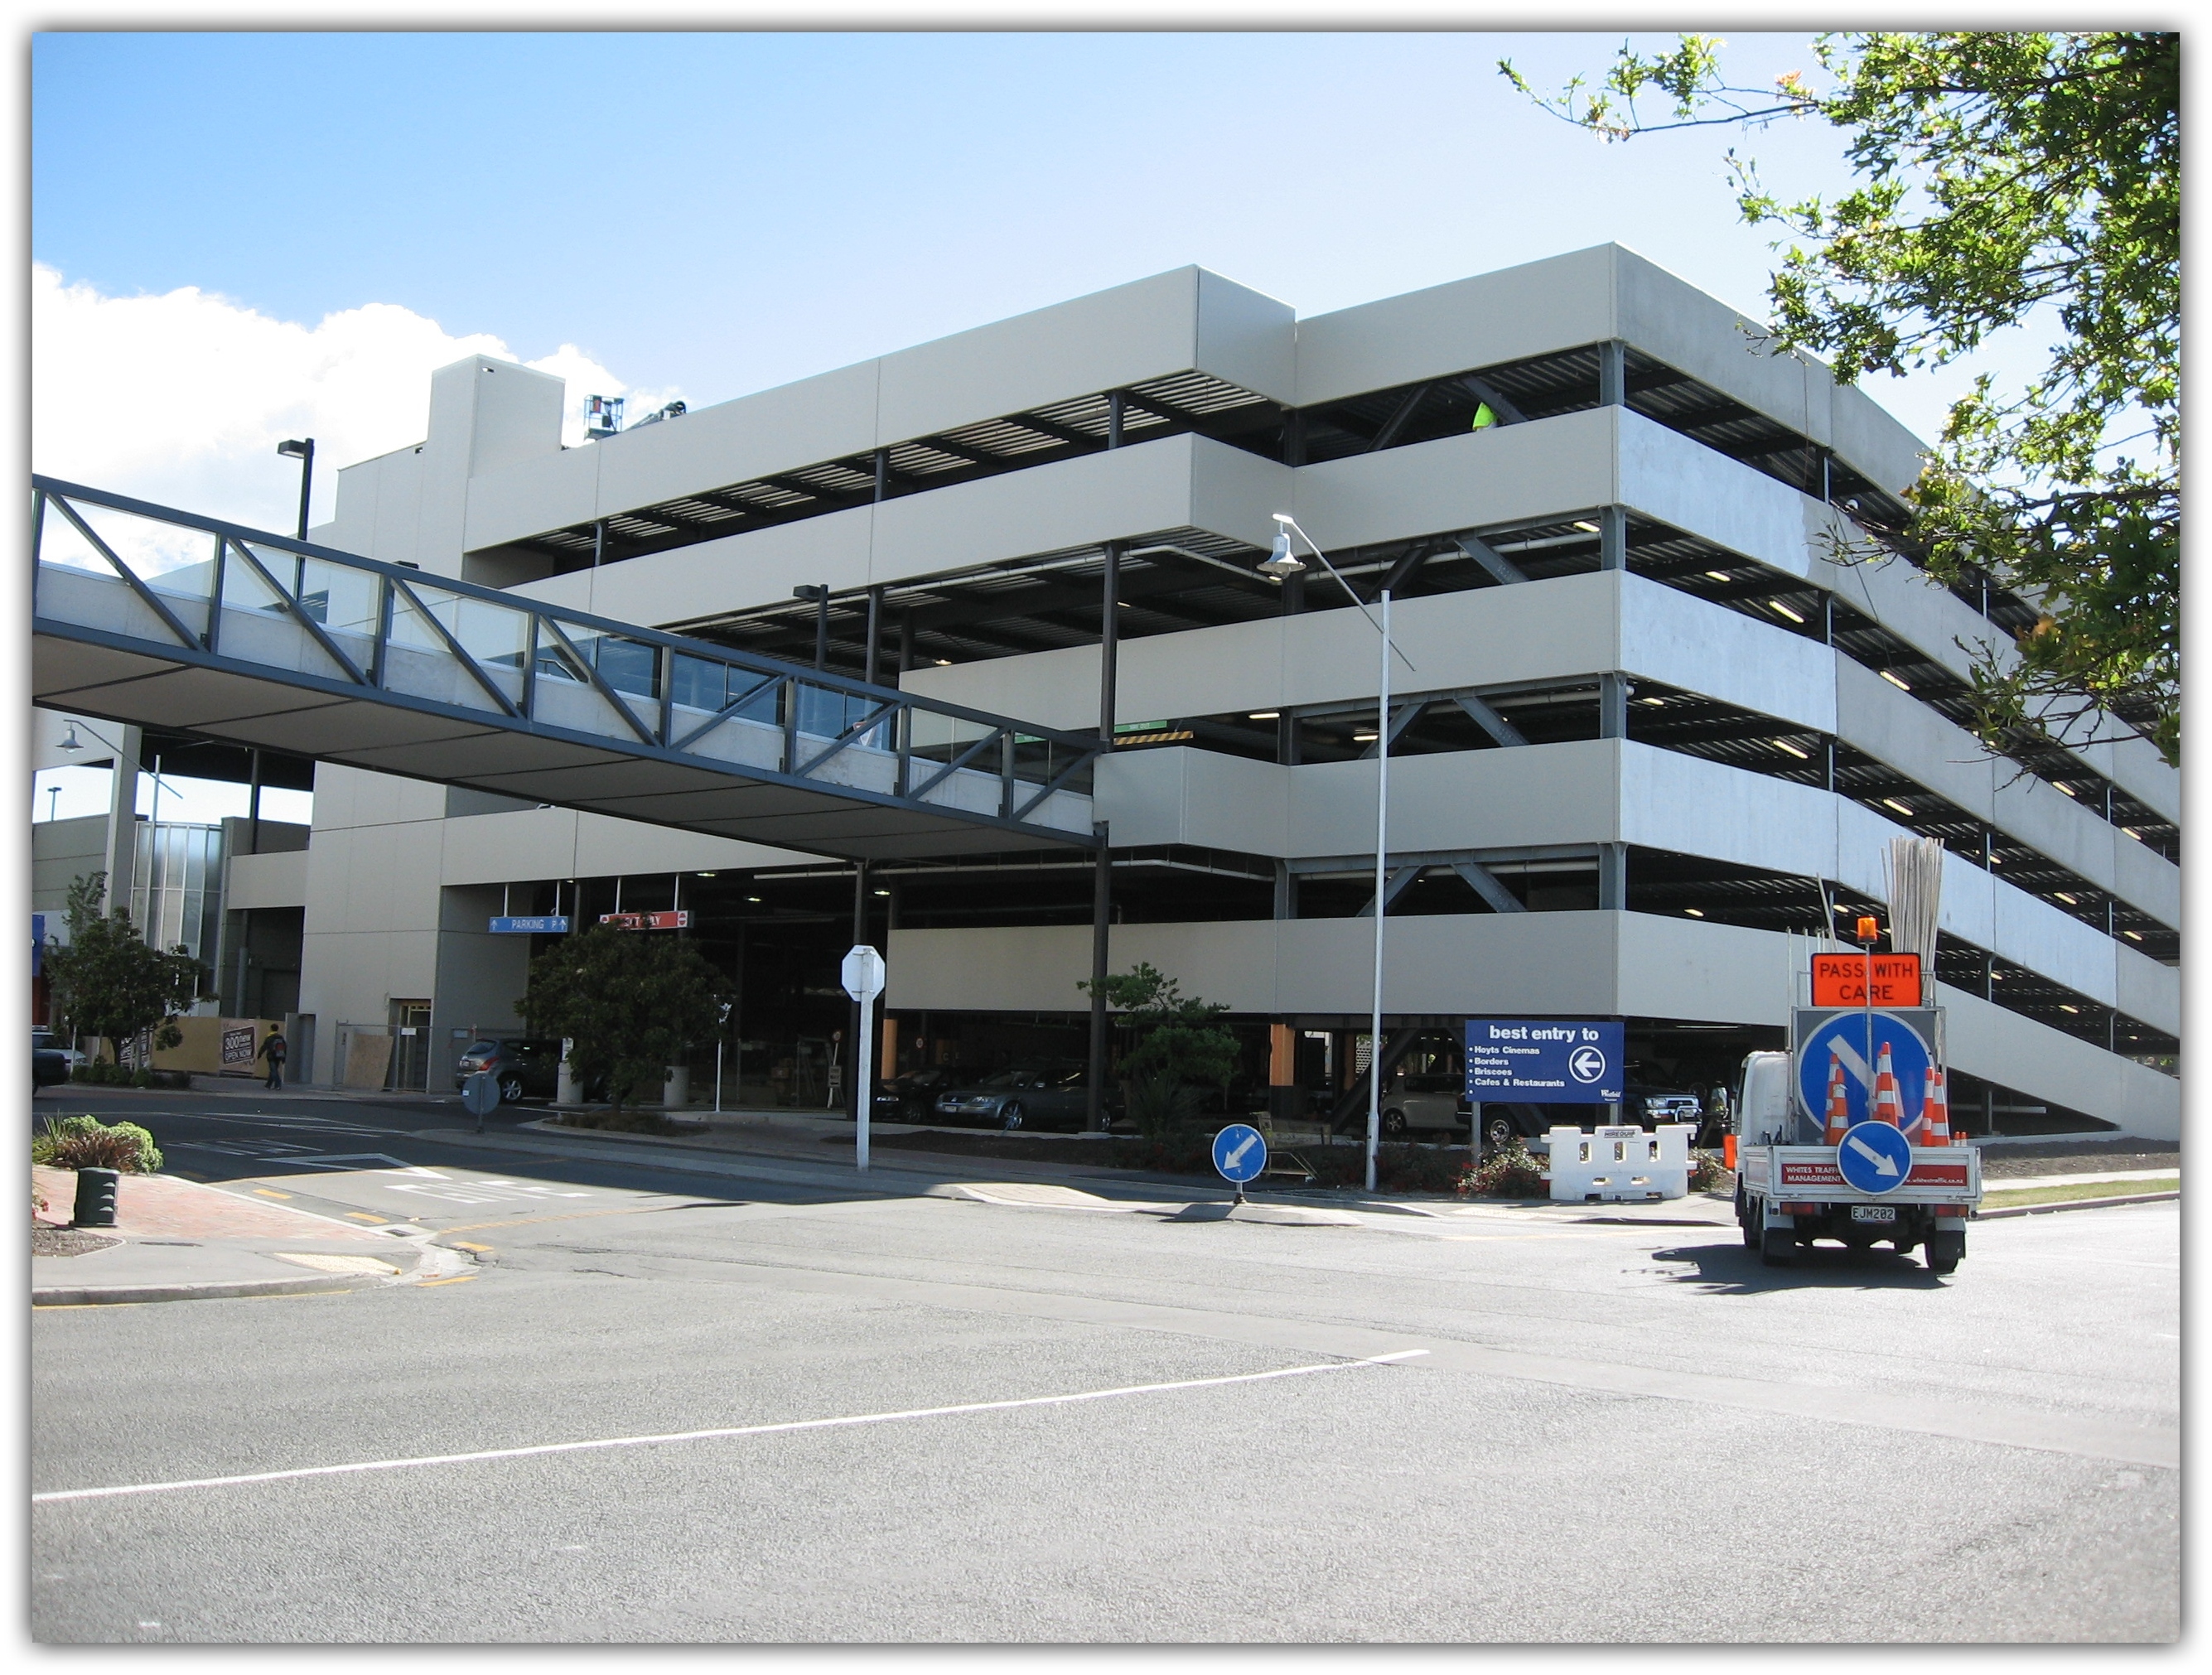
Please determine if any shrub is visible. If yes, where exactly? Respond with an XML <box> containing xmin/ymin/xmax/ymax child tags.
<box><xmin>1458</xmin><ymin>1143</ymin><xmax>1548</xmax><ymax>1200</ymax></box>
<box><xmin>33</xmin><ymin>1114</ymin><xmax>163</xmax><ymax>1174</ymax></box>
<box><xmin>1123</xmin><ymin>1070</ymin><xmax>1203</xmax><ymax>1145</ymax></box>
<box><xmin>1688</xmin><ymin>1149</ymin><xmax>1727</xmax><ymax>1192</ymax></box>
<box><xmin>1109</xmin><ymin>1132</ymin><xmax>1215</xmax><ymax>1176</ymax></box>
<box><xmin>1291</xmin><ymin>1142</ymin><xmax>1474</xmax><ymax>1194</ymax></box>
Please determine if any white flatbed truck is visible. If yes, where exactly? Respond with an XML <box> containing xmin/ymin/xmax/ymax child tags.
<box><xmin>1731</xmin><ymin>1049</ymin><xmax>1981</xmax><ymax>1272</ymax></box>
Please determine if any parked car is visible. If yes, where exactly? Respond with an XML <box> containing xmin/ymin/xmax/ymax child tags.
<box><xmin>872</xmin><ymin>1065</ymin><xmax>961</xmax><ymax>1122</ymax></box>
<box><xmin>32</xmin><ymin>1029</ymin><xmax>70</xmax><ymax>1092</ymax></box>
<box><xmin>932</xmin><ymin>1064</ymin><xmax>1099</xmax><ymax>1132</ymax></box>
<box><xmin>1623</xmin><ymin>1065</ymin><xmax>1703</xmax><ymax>1133</ymax></box>
<box><xmin>453</xmin><ymin>1037</ymin><xmax>567</xmax><ymax>1103</ymax></box>
<box><xmin>1379</xmin><ymin>1069</ymin><xmax>1473</xmax><ymax>1138</ymax></box>
<box><xmin>1475</xmin><ymin>1072</ymin><xmax>1704</xmax><ymax>1151</ymax></box>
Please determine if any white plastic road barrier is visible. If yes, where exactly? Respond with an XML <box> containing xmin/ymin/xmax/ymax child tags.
<box><xmin>1543</xmin><ymin>1124</ymin><xmax>1694</xmax><ymax>1201</ymax></box>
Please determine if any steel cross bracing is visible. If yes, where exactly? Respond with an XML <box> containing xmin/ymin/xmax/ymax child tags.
<box><xmin>30</xmin><ymin>477</ymin><xmax>1103</xmax><ymax>860</ymax></box>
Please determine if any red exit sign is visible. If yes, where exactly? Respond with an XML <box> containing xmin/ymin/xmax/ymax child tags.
<box><xmin>598</xmin><ymin>910</ymin><xmax>691</xmax><ymax>931</ymax></box>
<box><xmin>1811</xmin><ymin>951</ymin><xmax>1923</xmax><ymax>1007</ymax></box>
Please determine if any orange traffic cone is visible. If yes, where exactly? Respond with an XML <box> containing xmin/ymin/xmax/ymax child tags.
<box><xmin>1822</xmin><ymin>1051</ymin><xmax>1852</xmax><ymax>1144</ymax></box>
<box><xmin>1920</xmin><ymin>1065</ymin><xmax>1951</xmax><ymax>1146</ymax></box>
<box><xmin>1870</xmin><ymin>1044</ymin><xmax>1905</xmax><ymax>1127</ymax></box>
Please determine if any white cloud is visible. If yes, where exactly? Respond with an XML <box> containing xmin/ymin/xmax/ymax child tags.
<box><xmin>31</xmin><ymin>263</ymin><xmax>670</xmax><ymax>540</ymax></box>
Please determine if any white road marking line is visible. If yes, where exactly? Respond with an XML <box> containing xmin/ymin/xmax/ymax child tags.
<box><xmin>32</xmin><ymin>1350</ymin><xmax>1426</xmax><ymax>1505</ymax></box>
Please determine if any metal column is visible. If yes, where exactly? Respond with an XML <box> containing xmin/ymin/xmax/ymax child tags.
<box><xmin>1086</xmin><ymin>538</ymin><xmax>1122</xmax><ymax>1132</ymax></box>
<box><xmin>1086</xmin><ymin>826</ymin><xmax>1113</xmax><ymax>1133</ymax></box>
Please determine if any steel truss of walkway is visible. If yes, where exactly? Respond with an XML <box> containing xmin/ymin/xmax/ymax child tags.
<box><xmin>30</xmin><ymin>476</ymin><xmax>1103</xmax><ymax>860</ymax></box>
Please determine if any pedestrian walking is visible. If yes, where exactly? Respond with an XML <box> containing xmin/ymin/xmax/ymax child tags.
<box><xmin>257</xmin><ymin>1026</ymin><xmax>288</xmax><ymax>1090</ymax></box>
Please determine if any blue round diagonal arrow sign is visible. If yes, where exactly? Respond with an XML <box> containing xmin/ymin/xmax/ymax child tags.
<box><xmin>1836</xmin><ymin>1118</ymin><xmax>1912</xmax><ymax>1195</ymax></box>
<box><xmin>1212</xmin><ymin>1123</ymin><xmax>1268</xmax><ymax>1185</ymax></box>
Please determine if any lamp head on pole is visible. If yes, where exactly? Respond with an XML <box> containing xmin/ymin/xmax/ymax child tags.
<box><xmin>57</xmin><ymin>722</ymin><xmax>83</xmax><ymax>755</ymax></box>
<box><xmin>1257</xmin><ymin>519</ymin><xmax>1306</xmax><ymax>581</ymax></box>
<box><xmin>277</xmin><ymin>438</ymin><xmax>312</xmax><ymax>461</ymax></box>
<box><xmin>1854</xmin><ymin>914</ymin><xmax>1881</xmax><ymax>947</ymax></box>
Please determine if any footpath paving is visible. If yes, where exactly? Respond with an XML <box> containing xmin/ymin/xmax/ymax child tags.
<box><xmin>31</xmin><ymin>1166</ymin><xmax>455</xmax><ymax>1307</ymax></box>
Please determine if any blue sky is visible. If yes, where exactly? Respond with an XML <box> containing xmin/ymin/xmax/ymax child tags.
<box><xmin>35</xmin><ymin>30</ymin><xmax>1932</xmax><ymax>421</ymax></box>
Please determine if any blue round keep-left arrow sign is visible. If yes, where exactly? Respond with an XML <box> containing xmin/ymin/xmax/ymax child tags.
<box><xmin>1213</xmin><ymin>1123</ymin><xmax>1268</xmax><ymax>1185</ymax></box>
<box><xmin>1837</xmin><ymin>1117</ymin><xmax>1913</xmax><ymax>1195</ymax></box>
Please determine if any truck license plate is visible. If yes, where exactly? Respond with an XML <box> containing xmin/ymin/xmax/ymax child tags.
<box><xmin>1850</xmin><ymin>1205</ymin><xmax>1897</xmax><ymax>1224</ymax></box>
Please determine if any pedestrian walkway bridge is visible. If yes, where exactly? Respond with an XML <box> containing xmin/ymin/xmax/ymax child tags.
<box><xmin>31</xmin><ymin>477</ymin><xmax>1101</xmax><ymax>860</ymax></box>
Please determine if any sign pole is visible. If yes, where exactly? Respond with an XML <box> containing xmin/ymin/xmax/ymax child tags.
<box><xmin>1856</xmin><ymin>915</ymin><xmax>1881</xmax><ymax>1122</ymax></box>
<box><xmin>841</xmin><ymin>946</ymin><xmax>886</xmax><ymax>1172</ymax></box>
<box><xmin>854</xmin><ymin>1009</ymin><xmax>872</xmax><ymax>1171</ymax></box>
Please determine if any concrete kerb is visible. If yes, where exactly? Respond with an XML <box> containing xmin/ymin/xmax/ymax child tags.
<box><xmin>451</xmin><ymin>1117</ymin><xmax>1746</xmax><ymax>1228</ymax></box>
<box><xmin>1976</xmin><ymin>1190</ymin><xmax>2181</xmax><ymax>1220</ymax></box>
<box><xmin>31</xmin><ymin>1167</ymin><xmax>466</xmax><ymax>1308</ymax></box>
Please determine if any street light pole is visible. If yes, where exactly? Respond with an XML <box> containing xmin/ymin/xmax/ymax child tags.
<box><xmin>1261</xmin><ymin>514</ymin><xmax>1411</xmax><ymax>1195</ymax></box>
<box><xmin>277</xmin><ymin>439</ymin><xmax>314</xmax><ymax>541</ymax></box>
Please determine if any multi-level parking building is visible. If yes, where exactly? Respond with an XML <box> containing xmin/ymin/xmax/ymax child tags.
<box><xmin>100</xmin><ymin>244</ymin><xmax>2172</xmax><ymax>1136</ymax></box>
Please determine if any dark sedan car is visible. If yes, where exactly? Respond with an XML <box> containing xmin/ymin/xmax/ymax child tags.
<box><xmin>872</xmin><ymin>1065</ymin><xmax>960</xmax><ymax>1122</ymax></box>
<box><xmin>32</xmin><ymin>1029</ymin><xmax>70</xmax><ymax>1092</ymax></box>
<box><xmin>453</xmin><ymin>1037</ymin><xmax>566</xmax><ymax>1103</ymax></box>
<box><xmin>932</xmin><ymin>1064</ymin><xmax>1102</xmax><ymax>1132</ymax></box>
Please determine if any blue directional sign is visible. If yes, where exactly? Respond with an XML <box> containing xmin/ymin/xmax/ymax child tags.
<box><xmin>1836</xmin><ymin>1116</ymin><xmax>1913</xmax><ymax>1195</ymax></box>
<box><xmin>489</xmin><ymin>915</ymin><xmax>571</xmax><ymax>934</ymax></box>
<box><xmin>1463</xmin><ymin>1019</ymin><xmax>1624</xmax><ymax>1104</ymax></box>
<box><xmin>1212</xmin><ymin>1123</ymin><xmax>1268</xmax><ymax>1185</ymax></box>
<box><xmin>1794</xmin><ymin>1009</ymin><xmax>1933</xmax><ymax>1132</ymax></box>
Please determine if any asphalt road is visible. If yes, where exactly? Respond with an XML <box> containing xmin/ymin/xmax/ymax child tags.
<box><xmin>31</xmin><ymin>1088</ymin><xmax>2180</xmax><ymax>1644</ymax></box>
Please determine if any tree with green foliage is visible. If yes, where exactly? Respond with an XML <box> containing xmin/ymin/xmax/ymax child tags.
<box><xmin>43</xmin><ymin>872</ymin><xmax>203</xmax><ymax>1067</ymax></box>
<box><xmin>1078</xmin><ymin>961</ymin><xmax>1239</xmax><ymax>1139</ymax></box>
<box><xmin>1503</xmin><ymin>31</ymin><xmax>2178</xmax><ymax>765</ymax></box>
<box><xmin>518</xmin><ymin>924</ymin><xmax>724</xmax><ymax>1113</ymax></box>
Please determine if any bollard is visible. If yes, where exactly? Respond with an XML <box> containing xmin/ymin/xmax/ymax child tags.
<box><xmin>73</xmin><ymin>1166</ymin><xmax>120</xmax><ymax>1228</ymax></box>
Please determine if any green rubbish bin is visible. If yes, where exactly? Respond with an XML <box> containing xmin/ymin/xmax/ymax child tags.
<box><xmin>72</xmin><ymin>1167</ymin><xmax>119</xmax><ymax>1228</ymax></box>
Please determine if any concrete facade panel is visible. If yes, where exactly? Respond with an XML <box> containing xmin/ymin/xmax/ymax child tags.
<box><xmin>434</xmin><ymin>883</ymin><xmax>532</xmax><ymax>1041</ymax></box>
<box><xmin>463</xmin><ymin>444</ymin><xmax>600</xmax><ymax>554</ymax></box>
<box><xmin>1093</xmin><ymin>747</ymin><xmax>1289</xmax><ymax>853</ymax></box>
<box><xmin>2112</xmin><ymin>839</ymin><xmax>2181</xmax><ymax>931</ymax></box>
<box><xmin>1618</xmin><ymin>743</ymin><xmax>1837</xmax><ymax>884</ymax></box>
<box><xmin>1292</xmin><ymin>408</ymin><xmax>1616</xmax><ymax>553</ymax></box>
<box><xmin>876</xmin><ymin>270</ymin><xmax>1203</xmax><ymax>444</ymax></box>
<box><xmin>511</xmin><ymin>505</ymin><xmax>876</xmax><ymax>626</ymax></box>
<box><xmin>1614</xmin><ymin>912</ymin><xmax>1798</xmax><ymax>1026</ymax></box>
<box><xmin>1617</xmin><ymin>409</ymin><xmax>1814</xmax><ymax>581</ymax></box>
<box><xmin>596</xmin><ymin>360</ymin><xmax>881</xmax><ymax>526</ymax></box>
<box><xmin>1935</xmin><ymin>982</ymin><xmax>2179</xmax><ymax>1140</ymax></box>
<box><xmin>1990</xmin><ymin>886</ymin><xmax>2118</xmax><ymax>1007</ymax></box>
<box><xmin>1292</xmin><ymin>740</ymin><xmax>1621</xmax><ymax>859</ymax></box>
<box><xmin>869</xmin><ymin>435</ymin><xmax>1200</xmax><ymax>586</ymax></box>
<box><xmin>1292</xmin><ymin>247</ymin><xmax>1616</xmax><ymax>408</ymax></box>
<box><xmin>1195</xmin><ymin>268</ymin><xmax>1298</xmax><ymax>404</ymax></box>
<box><xmin>2115</xmin><ymin>945</ymin><xmax>2181</xmax><ymax>1037</ymax></box>
<box><xmin>1620</xmin><ymin>575</ymin><xmax>1836</xmax><ymax>735</ymax></box>
<box><xmin>225</xmin><ymin>849</ymin><xmax>309</xmax><ymax>910</ymax></box>
<box><xmin>1834</xmin><ymin>658</ymin><xmax>1998</xmax><ymax>823</ymax></box>
<box><xmin>905</xmin><ymin>570</ymin><xmax>1628</xmax><ymax>745</ymax></box>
